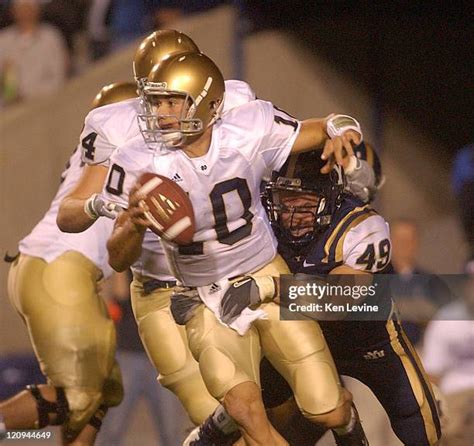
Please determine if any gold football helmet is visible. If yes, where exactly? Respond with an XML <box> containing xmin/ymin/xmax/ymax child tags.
<box><xmin>91</xmin><ymin>82</ymin><xmax>137</xmax><ymax>109</ymax></box>
<box><xmin>139</xmin><ymin>52</ymin><xmax>225</xmax><ymax>147</ymax></box>
<box><xmin>133</xmin><ymin>30</ymin><xmax>200</xmax><ymax>87</ymax></box>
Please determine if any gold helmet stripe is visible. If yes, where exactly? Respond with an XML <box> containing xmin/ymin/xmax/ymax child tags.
<box><xmin>194</xmin><ymin>76</ymin><xmax>213</xmax><ymax>107</ymax></box>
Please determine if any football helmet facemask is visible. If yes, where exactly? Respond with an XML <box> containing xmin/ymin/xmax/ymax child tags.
<box><xmin>138</xmin><ymin>52</ymin><xmax>225</xmax><ymax>148</ymax></box>
<box><xmin>264</xmin><ymin>150</ymin><xmax>345</xmax><ymax>247</ymax></box>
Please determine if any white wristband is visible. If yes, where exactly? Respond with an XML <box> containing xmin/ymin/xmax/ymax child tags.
<box><xmin>84</xmin><ymin>194</ymin><xmax>99</xmax><ymax>220</ymax></box>
<box><xmin>252</xmin><ymin>275</ymin><xmax>276</xmax><ymax>302</ymax></box>
<box><xmin>326</xmin><ymin>114</ymin><xmax>363</xmax><ymax>141</ymax></box>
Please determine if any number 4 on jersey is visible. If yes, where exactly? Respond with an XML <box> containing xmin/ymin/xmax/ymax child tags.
<box><xmin>82</xmin><ymin>132</ymin><xmax>98</xmax><ymax>161</ymax></box>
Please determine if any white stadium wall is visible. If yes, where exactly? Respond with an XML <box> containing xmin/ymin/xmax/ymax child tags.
<box><xmin>0</xmin><ymin>5</ymin><xmax>467</xmax><ymax>353</ymax></box>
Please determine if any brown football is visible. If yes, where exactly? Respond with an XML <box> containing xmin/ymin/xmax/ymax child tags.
<box><xmin>137</xmin><ymin>172</ymin><xmax>195</xmax><ymax>245</ymax></box>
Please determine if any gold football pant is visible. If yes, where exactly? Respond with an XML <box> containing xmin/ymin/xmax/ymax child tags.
<box><xmin>7</xmin><ymin>252</ymin><xmax>121</xmax><ymax>434</ymax></box>
<box><xmin>185</xmin><ymin>254</ymin><xmax>344</xmax><ymax>418</ymax></box>
<box><xmin>131</xmin><ymin>276</ymin><xmax>219</xmax><ymax>425</ymax></box>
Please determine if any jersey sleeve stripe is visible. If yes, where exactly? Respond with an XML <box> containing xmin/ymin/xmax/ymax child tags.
<box><xmin>328</xmin><ymin>208</ymin><xmax>374</xmax><ymax>264</ymax></box>
<box><xmin>334</xmin><ymin>210</ymin><xmax>378</xmax><ymax>263</ymax></box>
<box><xmin>322</xmin><ymin>205</ymin><xmax>369</xmax><ymax>263</ymax></box>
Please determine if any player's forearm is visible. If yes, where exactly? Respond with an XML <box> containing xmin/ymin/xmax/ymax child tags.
<box><xmin>57</xmin><ymin>164</ymin><xmax>110</xmax><ymax>232</ymax></box>
<box><xmin>107</xmin><ymin>217</ymin><xmax>145</xmax><ymax>272</ymax></box>
<box><xmin>291</xmin><ymin>118</ymin><xmax>328</xmax><ymax>153</ymax></box>
<box><xmin>57</xmin><ymin>197</ymin><xmax>96</xmax><ymax>233</ymax></box>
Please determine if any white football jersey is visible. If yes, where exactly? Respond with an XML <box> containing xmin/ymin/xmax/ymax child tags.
<box><xmin>222</xmin><ymin>80</ymin><xmax>256</xmax><ymax>112</ymax></box>
<box><xmin>80</xmin><ymin>80</ymin><xmax>256</xmax><ymax>167</ymax></box>
<box><xmin>81</xmin><ymin>80</ymin><xmax>256</xmax><ymax>281</ymax></box>
<box><xmin>19</xmin><ymin>146</ymin><xmax>115</xmax><ymax>278</ymax></box>
<box><xmin>80</xmin><ymin>98</ymin><xmax>142</xmax><ymax>166</ymax></box>
<box><xmin>105</xmin><ymin>100</ymin><xmax>301</xmax><ymax>286</ymax></box>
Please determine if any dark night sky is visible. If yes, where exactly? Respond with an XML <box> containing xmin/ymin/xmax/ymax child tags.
<box><xmin>242</xmin><ymin>1</ymin><xmax>474</xmax><ymax>158</ymax></box>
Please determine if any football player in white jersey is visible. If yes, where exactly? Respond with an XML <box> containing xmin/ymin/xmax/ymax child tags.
<box><xmin>57</xmin><ymin>29</ymin><xmax>374</xmax><ymax>443</ymax></box>
<box><xmin>1</xmin><ymin>82</ymin><xmax>139</xmax><ymax>445</ymax></box>
<box><xmin>57</xmin><ymin>30</ymin><xmax>262</xmax><ymax>429</ymax></box>
<box><xmin>105</xmin><ymin>51</ymin><xmax>366</xmax><ymax>445</ymax></box>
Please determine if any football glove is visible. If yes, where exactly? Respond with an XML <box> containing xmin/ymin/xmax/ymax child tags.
<box><xmin>84</xmin><ymin>194</ymin><xmax>122</xmax><ymax>220</ymax></box>
<box><xmin>220</xmin><ymin>275</ymin><xmax>276</xmax><ymax>325</ymax></box>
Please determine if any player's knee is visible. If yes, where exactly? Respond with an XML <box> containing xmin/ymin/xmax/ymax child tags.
<box><xmin>180</xmin><ymin>392</ymin><xmax>218</xmax><ymax>425</ymax></box>
<box><xmin>292</xmin><ymin>360</ymin><xmax>344</xmax><ymax>415</ymax></box>
<box><xmin>199</xmin><ymin>346</ymin><xmax>241</xmax><ymax>400</ymax></box>
<box><xmin>26</xmin><ymin>383</ymin><xmax>109</xmax><ymax>435</ymax></box>
<box><xmin>160</xmin><ymin>367</ymin><xmax>218</xmax><ymax>425</ymax></box>
<box><xmin>299</xmin><ymin>386</ymin><xmax>352</xmax><ymax>429</ymax></box>
<box><xmin>154</xmin><ymin>349</ymin><xmax>189</xmax><ymax>386</ymax></box>
<box><xmin>157</xmin><ymin>346</ymin><xmax>199</xmax><ymax>394</ymax></box>
<box><xmin>158</xmin><ymin>350</ymin><xmax>217</xmax><ymax>424</ymax></box>
<box><xmin>390</xmin><ymin>398</ymin><xmax>441</xmax><ymax>446</ymax></box>
<box><xmin>62</xmin><ymin>387</ymin><xmax>104</xmax><ymax>437</ymax></box>
<box><xmin>304</xmin><ymin>402</ymin><xmax>351</xmax><ymax>429</ymax></box>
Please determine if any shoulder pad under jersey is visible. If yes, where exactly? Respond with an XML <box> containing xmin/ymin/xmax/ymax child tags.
<box><xmin>223</xmin><ymin>80</ymin><xmax>256</xmax><ymax>112</ymax></box>
<box><xmin>342</xmin><ymin>213</ymin><xmax>391</xmax><ymax>273</ymax></box>
<box><xmin>321</xmin><ymin>205</ymin><xmax>390</xmax><ymax>273</ymax></box>
<box><xmin>80</xmin><ymin>98</ymin><xmax>141</xmax><ymax>166</ymax></box>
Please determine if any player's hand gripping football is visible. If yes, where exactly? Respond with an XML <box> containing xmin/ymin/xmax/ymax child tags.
<box><xmin>127</xmin><ymin>182</ymin><xmax>152</xmax><ymax>233</ymax></box>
